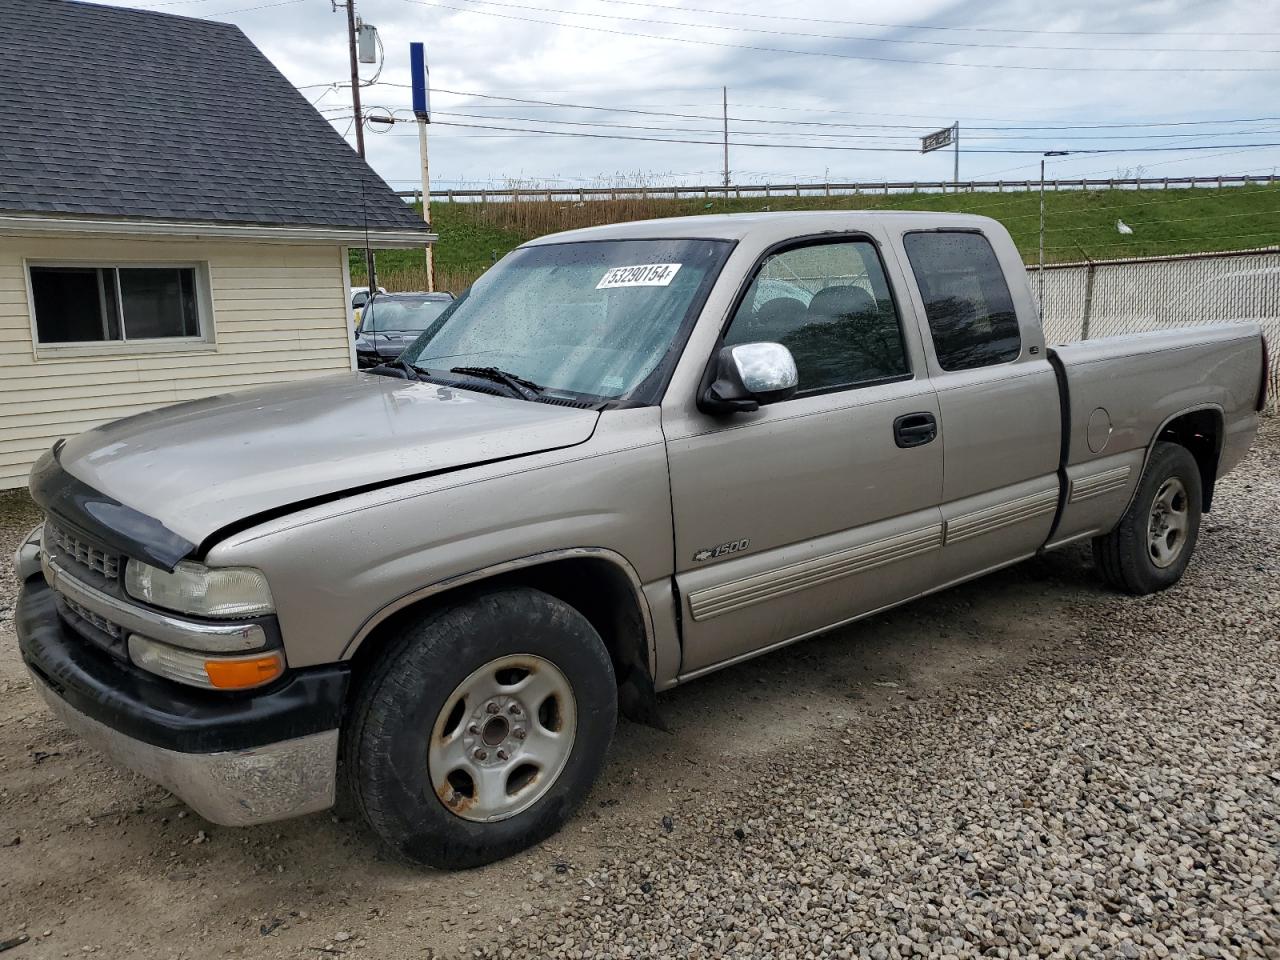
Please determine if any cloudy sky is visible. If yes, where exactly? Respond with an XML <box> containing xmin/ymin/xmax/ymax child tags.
<box><xmin>101</xmin><ymin>0</ymin><xmax>1280</xmax><ymax>192</ymax></box>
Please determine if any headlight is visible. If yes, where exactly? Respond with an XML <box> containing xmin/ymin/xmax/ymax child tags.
<box><xmin>125</xmin><ymin>560</ymin><xmax>274</xmax><ymax>619</ymax></box>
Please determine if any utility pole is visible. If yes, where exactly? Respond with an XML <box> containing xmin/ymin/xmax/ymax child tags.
<box><xmin>410</xmin><ymin>42</ymin><xmax>434</xmax><ymax>291</ymax></box>
<box><xmin>722</xmin><ymin>86</ymin><xmax>729</xmax><ymax>197</ymax></box>
<box><xmin>1038</xmin><ymin>158</ymin><xmax>1046</xmax><ymax>319</ymax></box>
<box><xmin>1038</xmin><ymin>151</ymin><xmax>1069</xmax><ymax>321</ymax></box>
<box><xmin>343</xmin><ymin>1</ymin><xmax>365</xmax><ymax>159</ymax></box>
<box><xmin>418</xmin><ymin>119</ymin><xmax>433</xmax><ymax>291</ymax></box>
<box><xmin>336</xmin><ymin>0</ymin><xmax>373</xmax><ymax>288</ymax></box>
<box><xmin>953</xmin><ymin>122</ymin><xmax>959</xmax><ymax>188</ymax></box>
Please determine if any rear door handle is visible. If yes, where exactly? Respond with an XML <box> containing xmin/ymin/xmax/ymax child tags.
<box><xmin>893</xmin><ymin>412</ymin><xmax>938</xmax><ymax>448</ymax></box>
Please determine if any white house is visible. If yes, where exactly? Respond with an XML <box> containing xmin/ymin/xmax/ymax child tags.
<box><xmin>0</xmin><ymin>0</ymin><xmax>434</xmax><ymax>489</ymax></box>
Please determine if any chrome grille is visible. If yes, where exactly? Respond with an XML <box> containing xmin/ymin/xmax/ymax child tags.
<box><xmin>61</xmin><ymin>596</ymin><xmax>123</xmax><ymax>640</ymax></box>
<box><xmin>46</xmin><ymin>522</ymin><xmax>121</xmax><ymax>580</ymax></box>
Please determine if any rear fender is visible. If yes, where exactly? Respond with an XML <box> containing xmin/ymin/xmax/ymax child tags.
<box><xmin>1128</xmin><ymin>404</ymin><xmax>1224</xmax><ymax>515</ymax></box>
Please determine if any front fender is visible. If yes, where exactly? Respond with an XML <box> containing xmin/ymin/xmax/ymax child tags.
<box><xmin>203</xmin><ymin>408</ymin><xmax>675</xmax><ymax>672</ymax></box>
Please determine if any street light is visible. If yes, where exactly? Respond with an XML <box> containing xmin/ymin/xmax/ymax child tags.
<box><xmin>1039</xmin><ymin>151</ymin><xmax>1070</xmax><ymax>322</ymax></box>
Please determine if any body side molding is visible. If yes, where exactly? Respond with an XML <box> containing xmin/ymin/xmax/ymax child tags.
<box><xmin>944</xmin><ymin>488</ymin><xmax>1059</xmax><ymax>545</ymax></box>
<box><xmin>1069</xmin><ymin>465</ymin><xmax>1132</xmax><ymax>503</ymax></box>
<box><xmin>688</xmin><ymin>524</ymin><xmax>944</xmax><ymax>622</ymax></box>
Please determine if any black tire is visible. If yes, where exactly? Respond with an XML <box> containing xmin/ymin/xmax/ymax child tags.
<box><xmin>344</xmin><ymin>587</ymin><xmax>617</xmax><ymax>868</ymax></box>
<box><xmin>1091</xmin><ymin>441</ymin><xmax>1203</xmax><ymax>595</ymax></box>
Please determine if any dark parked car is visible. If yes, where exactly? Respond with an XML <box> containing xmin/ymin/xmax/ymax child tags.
<box><xmin>354</xmin><ymin>292</ymin><xmax>454</xmax><ymax>368</ymax></box>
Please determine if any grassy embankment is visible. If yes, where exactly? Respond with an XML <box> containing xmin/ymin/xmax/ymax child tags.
<box><xmin>353</xmin><ymin>184</ymin><xmax>1280</xmax><ymax>291</ymax></box>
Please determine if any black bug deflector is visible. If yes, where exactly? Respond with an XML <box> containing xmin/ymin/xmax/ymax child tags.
<box><xmin>29</xmin><ymin>448</ymin><xmax>195</xmax><ymax>572</ymax></box>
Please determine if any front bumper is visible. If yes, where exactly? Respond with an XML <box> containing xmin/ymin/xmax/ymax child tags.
<box><xmin>17</xmin><ymin>575</ymin><xmax>349</xmax><ymax>826</ymax></box>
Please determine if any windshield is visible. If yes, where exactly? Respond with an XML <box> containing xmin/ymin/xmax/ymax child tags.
<box><xmin>401</xmin><ymin>238</ymin><xmax>732</xmax><ymax>401</ymax></box>
<box><xmin>363</xmin><ymin>298</ymin><xmax>451</xmax><ymax>333</ymax></box>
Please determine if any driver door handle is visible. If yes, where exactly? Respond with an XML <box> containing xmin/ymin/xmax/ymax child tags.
<box><xmin>893</xmin><ymin>412</ymin><xmax>938</xmax><ymax>448</ymax></box>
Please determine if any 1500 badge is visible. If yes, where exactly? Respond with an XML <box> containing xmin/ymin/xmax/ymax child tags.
<box><xmin>693</xmin><ymin>538</ymin><xmax>751</xmax><ymax>562</ymax></box>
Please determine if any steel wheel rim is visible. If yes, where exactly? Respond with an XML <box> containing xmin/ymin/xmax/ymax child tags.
<box><xmin>428</xmin><ymin>654</ymin><xmax>577</xmax><ymax>823</ymax></box>
<box><xmin>1148</xmin><ymin>477</ymin><xmax>1190</xmax><ymax>569</ymax></box>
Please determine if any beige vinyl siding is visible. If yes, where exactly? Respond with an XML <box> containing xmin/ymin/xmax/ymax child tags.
<box><xmin>0</xmin><ymin>235</ymin><xmax>353</xmax><ymax>489</ymax></box>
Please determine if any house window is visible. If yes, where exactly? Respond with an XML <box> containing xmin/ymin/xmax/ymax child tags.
<box><xmin>29</xmin><ymin>265</ymin><xmax>205</xmax><ymax>346</ymax></box>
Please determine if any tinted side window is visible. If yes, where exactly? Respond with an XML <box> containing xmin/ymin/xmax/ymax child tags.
<box><xmin>724</xmin><ymin>240</ymin><xmax>909</xmax><ymax>394</ymax></box>
<box><xmin>903</xmin><ymin>232</ymin><xmax>1021</xmax><ymax>371</ymax></box>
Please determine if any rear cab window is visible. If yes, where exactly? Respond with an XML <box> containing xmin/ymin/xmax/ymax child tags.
<box><xmin>902</xmin><ymin>231</ymin><xmax>1021</xmax><ymax>371</ymax></box>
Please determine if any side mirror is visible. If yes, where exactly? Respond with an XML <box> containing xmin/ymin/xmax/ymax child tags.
<box><xmin>700</xmin><ymin>342</ymin><xmax>798</xmax><ymax>415</ymax></box>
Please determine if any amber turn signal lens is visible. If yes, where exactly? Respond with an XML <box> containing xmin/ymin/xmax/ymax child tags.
<box><xmin>204</xmin><ymin>653</ymin><xmax>285</xmax><ymax>690</ymax></box>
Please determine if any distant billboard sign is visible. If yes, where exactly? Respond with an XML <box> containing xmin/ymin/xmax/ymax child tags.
<box><xmin>920</xmin><ymin>126</ymin><xmax>954</xmax><ymax>153</ymax></box>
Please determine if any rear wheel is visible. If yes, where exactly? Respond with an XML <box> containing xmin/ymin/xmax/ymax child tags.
<box><xmin>1092</xmin><ymin>441</ymin><xmax>1203</xmax><ymax>595</ymax></box>
<box><xmin>345</xmin><ymin>587</ymin><xmax>617</xmax><ymax>868</ymax></box>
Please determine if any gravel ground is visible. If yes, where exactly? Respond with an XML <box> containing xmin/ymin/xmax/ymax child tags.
<box><xmin>0</xmin><ymin>420</ymin><xmax>1276</xmax><ymax>960</ymax></box>
<box><xmin>477</xmin><ymin>422</ymin><xmax>1280</xmax><ymax>960</ymax></box>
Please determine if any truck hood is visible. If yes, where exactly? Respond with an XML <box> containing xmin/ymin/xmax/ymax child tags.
<box><xmin>54</xmin><ymin>373</ymin><xmax>599</xmax><ymax>550</ymax></box>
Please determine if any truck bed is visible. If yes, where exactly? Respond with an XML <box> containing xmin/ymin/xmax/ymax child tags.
<box><xmin>1045</xmin><ymin>322</ymin><xmax>1265</xmax><ymax>549</ymax></box>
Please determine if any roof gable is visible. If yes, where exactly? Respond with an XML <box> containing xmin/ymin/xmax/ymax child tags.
<box><xmin>0</xmin><ymin>0</ymin><xmax>426</xmax><ymax>233</ymax></box>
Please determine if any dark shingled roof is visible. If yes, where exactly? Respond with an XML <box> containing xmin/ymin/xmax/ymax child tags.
<box><xmin>0</xmin><ymin>0</ymin><xmax>427</xmax><ymax>233</ymax></box>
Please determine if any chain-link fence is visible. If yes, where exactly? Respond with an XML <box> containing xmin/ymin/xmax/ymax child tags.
<box><xmin>1030</xmin><ymin>247</ymin><xmax>1278</xmax><ymax>412</ymax></box>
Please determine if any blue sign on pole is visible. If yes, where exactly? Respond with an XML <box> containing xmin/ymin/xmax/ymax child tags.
<box><xmin>410</xmin><ymin>42</ymin><xmax>429</xmax><ymax>121</ymax></box>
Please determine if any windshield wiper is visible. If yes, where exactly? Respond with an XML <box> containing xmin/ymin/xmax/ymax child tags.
<box><xmin>369</xmin><ymin>358</ymin><xmax>426</xmax><ymax>381</ymax></box>
<box><xmin>449</xmin><ymin>366</ymin><xmax>544</xmax><ymax>402</ymax></box>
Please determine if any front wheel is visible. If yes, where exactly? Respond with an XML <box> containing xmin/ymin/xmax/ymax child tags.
<box><xmin>344</xmin><ymin>587</ymin><xmax>617</xmax><ymax>868</ymax></box>
<box><xmin>1092</xmin><ymin>441</ymin><xmax>1203</xmax><ymax>595</ymax></box>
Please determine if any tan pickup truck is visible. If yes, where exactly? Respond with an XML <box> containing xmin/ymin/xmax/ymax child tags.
<box><xmin>15</xmin><ymin>212</ymin><xmax>1268</xmax><ymax>868</ymax></box>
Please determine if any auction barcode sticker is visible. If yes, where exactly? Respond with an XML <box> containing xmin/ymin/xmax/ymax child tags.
<box><xmin>596</xmin><ymin>263</ymin><xmax>682</xmax><ymax>289</ymax></box>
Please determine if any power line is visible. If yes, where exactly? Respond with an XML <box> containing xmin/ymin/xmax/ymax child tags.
<box><xmin>446</xmin><ymin>0</ymin><xmax>1280</xmax><ymax>55</ymax></box>
<box><xmin>405</xmin><ymin>85</ymin><xmax>933</xmax><ymax>128</ymax></box>
<box><xmin>393</xmin><ymin>117</ymin><xmax>1280</xmax><ymax>154</ymax></box>
<box><xmin>724</xmin><ymin>101</ymin><xmax>1280</xmax><ymax>126</ymax></box>
<box><xmin>1073</xmin><ymin>142</ymin><xmax>1280</xmax><ymax>178</ymax></box>
<box><xmin>417</xmin><ymin>119</ymin><xmax>919</xmax><ymax>150</ymax></box>
<box><xmin>967</xmin><ymin>118</ymin><xmax>1280</xmax><ymax>132</ymax></box>
<box><xmin>399</xmin><ymin>0</ymin><xmax>1280</xmax><ymax>72</ymax></box>
<box><xmin>427</xmin><ymin>109</ymin><xmax>916</xmax><ymax>141</ymax></box>
<box><xmin>136</xmin><ymin>0</ymin><xmax>305</xmax><ymax>13</ymax></box>
<box><xmin>309</xmin><ymin>85</ymin><xmax>339</xmax><ymax>107</ymax></box>
<box><xmin>565</xmin><ymin>0</ymin><xmax>1280</xmax><ymax>39</ymax></box>
<box><xmin>972</xmin><ymin>137</ymin><xmax>1280</xmax><ymax>179</ymax></box>
<box><xmin>312</xmin><ymin>79</ymin><xmax>1280</xmax><ymax>131</ymax></box>
<box><xmin>212</xmin><ymin>0</ymin><xmax>304</xmax><ymax>12</ymax></box>
<box><xmin>392</xmin><ymin>86</ymin><xmax>1280</xmax><ymax>136</ymax></box>
<box><xmin>807</xmin><ymin>180</ymin><xmax>1280</xmax><ymax>221</ymax></box>
<box><xmin>404</xmin><ymin>107</ymin><xmax>1280</xmax><ymax>144</ymax></box>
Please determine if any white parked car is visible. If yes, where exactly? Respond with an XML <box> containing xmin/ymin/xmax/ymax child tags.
<box><xmin>351</xmin><ymin>285</ymin><xmax>387</xmax><ymax>324</ymax></box>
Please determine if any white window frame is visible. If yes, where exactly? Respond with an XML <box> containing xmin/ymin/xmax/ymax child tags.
<box><xmin>24</xmin><ymin>259</ymin><xmax>216</xmax><ymax>358</ymax></box>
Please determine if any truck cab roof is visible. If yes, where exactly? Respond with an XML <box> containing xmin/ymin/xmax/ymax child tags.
<box><xmin>522</xmin><ymin>210</ymin><xmax>1003</xmax><ymax>247</ymax></box>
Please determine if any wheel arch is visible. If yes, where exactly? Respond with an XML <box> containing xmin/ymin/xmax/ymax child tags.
<box><xmin>1142</xmin><ymin>405</ymin><xmax>1224</xmax><ymax>512</ymax></box>
<box><xmin>343</xmin><ymin>548</ymin><xmax>663</xmax><ymax>727</ymax></box>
